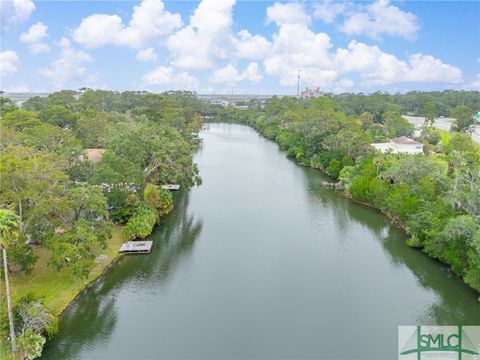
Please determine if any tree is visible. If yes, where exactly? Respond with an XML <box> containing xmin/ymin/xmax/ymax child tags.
<box><xmin>47</xmin><ymin>218</ymin><xmax>111</xmax><ymax>279</ymax></box>
<box><xmin>0</xmin><ymin>96</ymin><xmax>18</xmax><ymax>115</ymax></box>
<box><xmin>22</xmin><ymin>96</ymin><xmax>48</xmax><ymax>112</ymax></box>
<box><xmin>382</xmin><ymin>111</ymin><xmax>414</xmax><ymax>138</ymax></box>
<box><xmin>451</xmin><ymin>105</ymin><xmax>475</xmax><ymax>133</ymax></box>
<box><xmin>16</xmin><ymin>124</ymin><xmax>81</xmax><ymax>156</ymax></box>
<box><xmin>2</xmin><ymin>110</ymin><xmax>41</xmax><ymax>131</ymax></box>
<box><xmin>46</xmin><ymin>186</ymin><xmax>111</xmax><ymax>278</ymax></box>
<box><xmin>105</xmin><ymin>122</ymin><xmax>200</xmax><ymax>200</ymax></box>
<box><xmin>46</xmin><ymin>90</ymin><xmax>78</xmax><ymax>111</ymax></box>
<box><xmin>14</xmin><ymin>296</ymin><xmax>55</xmax><ymax>338</ymax></box>
<box><xmin>0</xmin><ymin>209</ymin><xmax>21</xmax><ymax>355</ymax></box>
<box><xmin>0</xmin><ymin>146</ymin><xmax>69</xmax><ymax>244</ymax></box>
<box><xmin>434</xmin><ymin>215</ymin><xmax>479</xmax><ymax>276</ymax></box>
<box><xmin>144</xmin><ymin>184</ymin><xmax>173</xmax><ymax>218</ymax></box>
<box><xmin>420</xmin><ymin>101</ymin><xmax>437</xmax><ymax>126</ymax></box>
<box><xmin>75</xmin><ymin>112</ymin><xmax>110</xmax><ymax>148</ymax></box>
<box><xmin>38</xmin><ymin>105</ymin><xmax>77</xmax><ymax>128</ymax></box>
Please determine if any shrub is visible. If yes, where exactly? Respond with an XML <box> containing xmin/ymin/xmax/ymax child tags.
<box><xmin>349</xmin><ymin>176</ymin><xmax>389</xmax><ymax>208</ymax></box>
<box><xmin>144</xmin><ymin>184</ymin><xmax>174</xmax><ymax>219</ymax></box>
<box><xmin>122</xmin><ymin>203</ymin><xmax>158</xmax><ymax>240</ymax></box>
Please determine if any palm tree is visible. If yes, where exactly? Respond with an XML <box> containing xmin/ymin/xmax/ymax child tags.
<box><xmin>0</xmin><ymin>209</ymin><xmax>21</xmax><ymax>357</ymax></box>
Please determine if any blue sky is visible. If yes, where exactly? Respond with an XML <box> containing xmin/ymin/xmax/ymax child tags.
<box><xmin>1</xmin><ymin>0</ymin><xmax>479</xmax><ymax>94</ymax></box>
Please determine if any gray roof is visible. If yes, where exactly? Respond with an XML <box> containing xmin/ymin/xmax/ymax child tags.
<box><xmin>392</xmin><ymin>136</ymin><xmax>421</xmax><ymax>145</ymax></box>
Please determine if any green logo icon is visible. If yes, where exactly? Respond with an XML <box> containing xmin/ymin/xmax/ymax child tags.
<box><xmin>399</xmin><ymin>326</ymin><xmax>479</xmax><ymax>359</ymax></box>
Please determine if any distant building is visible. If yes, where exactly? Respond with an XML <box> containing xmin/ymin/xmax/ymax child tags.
<box><xmin>371</xmin><ymin>136</ymin><xmax>423</xmax><ymax>154</ymax></box>
<box><xmin>300</xmin><ymin>87</ymin><xmax>324</xmax><ymax>99</ymax></box>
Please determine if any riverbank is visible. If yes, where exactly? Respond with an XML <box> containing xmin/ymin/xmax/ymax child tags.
<box><xmin>0</xmin><ymin>226</ymin><xmax>125</xmax><ymax>359</ymax></box>
<box><xmin>235</xmin><ymin>120</ymin><xmax>480</xmax><ymax>295</ymax></box>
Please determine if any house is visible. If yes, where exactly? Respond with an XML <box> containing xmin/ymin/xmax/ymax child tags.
<box><xmin>371</xmin><ymin>136</ymin><xmax>423</xmax><ymax>154</ymax></box>
<box><xmin>84</xmin><ymin>149</ymin><xmax>106</xmax><ymax>164</ymax></box>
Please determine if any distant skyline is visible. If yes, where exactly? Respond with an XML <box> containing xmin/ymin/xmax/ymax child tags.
<box><xmin>1</xmin><ymin>0</ymin><xmax>479</xmax><ymax>94</ymax></box>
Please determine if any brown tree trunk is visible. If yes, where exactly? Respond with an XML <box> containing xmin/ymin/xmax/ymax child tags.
<box><xmin>3</xmin><ymin>248</ymin><xmax>16</xmax><ymax>358</ymax></box>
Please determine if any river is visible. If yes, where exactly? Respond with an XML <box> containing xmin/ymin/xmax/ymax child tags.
<box><xmin>42</xmin><ymin>123</ymin><xmax>480</xmax><ymax>359</ymax></box>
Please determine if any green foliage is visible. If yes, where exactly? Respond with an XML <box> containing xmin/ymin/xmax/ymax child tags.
<box><xmin>0</xmin><ymin>96</ymin><xmax>18</xmax><ymax>115</ymax></box>
<box><xmin>17</xmin><ymin>329</ymin><xmax>46</xmax><ymax>360</ymax></box>
<box><xmin>75</xmin><ymin>112</ymin><xmax>110</xmax><ymax>147</ymax></box>
<box><xmin>122</xmin><ymin>203</ymin><xmax>158</xmax><ymax>241</ymax></box>
<box><xmin>9</xmin><ymin>240</ymin><xmax>38</xmax><ymax>274</ymax></box>
<box><xmin>2</xmin><ymin>110</ymin><xmax>41</xmax><ymax>130</ymax></box>
<box><xmin>385</xmin><ymin>184</ymin><xmax>418</xmax><ymax>222</ymax></box>
<box><xmin>433</xmin><ymin>215</ymin><xmax>479</xmax><ymax>276</ymax></box>
<box><xmin>382</xmin><ymin>111</ymin><xmax>414</xmax><ymax>138</ymax></box>
<box><xmin>420</xmin><ymin>101</ymin><xmax>437</xmax><ymax>125</ymax></box>
<box><xmin>38</xmin><ymin>105</ymin><xmax>77</xmax><ymax>128</ymax></box>
<box><xmin>349</xmin><ymin>176</ymin><xmax>389</xmax><ymax>208</ymax></box>
<box><xmin>144</xmin><ymin>184</ymin><xmax>174</xmax><ymax>219</ymax></box>
<box><xmin>22</xmin><ymin>96</ymin><xmax>48</xmax><ymax>112</ymax></box>
<box><xmin>326</xmin><ymin>159</ymin><xmax>342</xmax><ymax>178</ymax></box>
<box><xmin>452</xmin><ymin>105</ymin><xmax>475</xmax><ymax>133</ymax></box>
<box><xmin>47</xmin><ymin>218</ymin><xmax>111</xmax><ymax>279</ymax></box>
<box><xmin>465</xmin><ymin>231</ymin><xmax>480</xmax><ymax>291</ymax></box>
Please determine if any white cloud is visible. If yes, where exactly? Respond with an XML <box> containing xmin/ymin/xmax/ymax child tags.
<box><xmin>313</xmin><ymin>0</ymin><xmax>346</xmax><ymax>24</ymax></box>
<box><xmin>243</xmin><ymin>62</ymin><xmax>262</xmax><ymax>83</ymax></box>
<box><xmin>211</xmin><ymin>62</ymin><xmax>261</xmax><ymax>85</ymax></box>
<box><xmin>334</xmin><ymin>41</ymin><xmax>462</xmax><ymax>85</ymax></box>
<box><xmin>405</xmin><ymin>54</ymin><xmax>463</xmax><ymax>84</ymax></box>
<box><xmin>235</xmin><ymin>30</ymin><xmax>271</xmax><ymax>60</ymax></box>
<box><xmin>1</xmin><ymin>0</ymin><xmax>35</xmax><ymax>30</ymax></box>
<box><xmin>340</xmin><ymin>0</ymin><xmax>419</xmax><ymax>39</ymax></box>
<box><xmin>260</xmin><ymin>2</ymin><xmax>461</xmax><ymax>92</ymax></box>
<box><xmin>263</xmin><ymin>23</ymin><xmax>334</xmax><ymax>86</ymax></box>
<box><xmin>20</xmin><ymin>22</ymin><xmax>50</xmax><ymax>54</ymax></box>
<box><xmin>141</xmin><ymin>66</ymin><xmax>199</xmax><ymax>89</ymax></box>
<box><xmin>266</xmin><ymin>2</ymin><xmax>310</xmax><ymax>26</ymax></box>
<box><xmin>137</xmin><ymin>47</ymin><xmax>157</xmax><ymax>61</ymax></box>
<box><xmin>0</xmin><ymin>50</ymin><xmax>19</xmax><ymax>75</ymax></box>
<box><xmin>167</xmin><ymin>0</ymin><xmax>235</xmax><ymax>69</ymax></box>
<box><xmin>39</xmin><ymin>38</ymin><xmax>93</xmax><ymax>89</ymax></box>
<box><xmin>464</xmin><ymin>75</ymin><xmax>480</xmax><ymax>91</ymax></box>
<box><xmin>73</xmin><ymin>0</ymin><xmax>182</xmax><ymax>48</ymax></box>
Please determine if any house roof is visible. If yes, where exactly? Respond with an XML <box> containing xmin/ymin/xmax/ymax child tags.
<box><xmin>391</xmin><ymin>136</ymin><xmax>421</xmax><ymax>145</ymax></box>
<box><xmin>86</xmin><ymin>148</ymin><xmax>105</xmax><ymax>164</ymax></box>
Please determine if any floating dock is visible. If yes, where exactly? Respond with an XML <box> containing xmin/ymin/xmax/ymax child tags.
<box><xmin>161</xmin><ymin>184</ymin><xmax>180</xmax><ymax>191</ymax></box>
<box><xmin>119</xmin><ymin>241</ymin><xmax>153</xmax><ymax>254</ymax></box>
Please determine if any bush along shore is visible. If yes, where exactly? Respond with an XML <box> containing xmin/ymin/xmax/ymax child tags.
<box><xmin>207</xmin><ymin>92</ymin><xmax>480</xmax><ymax>295</ymax></box>
<box><xmin>0</xmin><ymin>90</ymin><xmax>204</xmax><ymax>360</ymax></box>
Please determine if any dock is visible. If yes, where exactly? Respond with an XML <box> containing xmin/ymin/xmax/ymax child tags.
<box><xmin>119</xmin><ymin>241</ymin><xmax>153</xmax><ymax>254</ymax></box>
<box><xmin>161</xmin><ymin>184</ymin><xmax>180</xmax><ymax>191</ymax></box>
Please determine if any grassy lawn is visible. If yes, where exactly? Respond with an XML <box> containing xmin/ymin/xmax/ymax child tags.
<box><xmin>0</xmin><ymin>226</ymin><xmax>125</xmax><ymax>359</ymax></box>
<box><xmin>9</xmin><ymin>225</ymin><xmax>125</xmax><ymax>315</ymax></box>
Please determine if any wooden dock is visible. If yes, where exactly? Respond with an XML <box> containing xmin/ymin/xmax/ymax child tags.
<box><xmin>161</xmin><ymin>184</ymin><xmax>180</xmax><ymax>191</ymax></box>
<box><xmin>119</xmin><ymin>241</ymin><xmax>153</xmax><ymax>254</ymax></box>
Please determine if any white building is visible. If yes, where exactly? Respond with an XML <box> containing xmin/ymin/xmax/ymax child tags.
<box><xmin>371</xmin><ymin>136</ymin><xmax>424</xmax><ymax>154</ymax></box>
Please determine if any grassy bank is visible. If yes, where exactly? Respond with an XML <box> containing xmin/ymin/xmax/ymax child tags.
<box><xmin>0</xmin><ymin>226</ymin><xmax>125</xmax><ymax>359</ymax></box>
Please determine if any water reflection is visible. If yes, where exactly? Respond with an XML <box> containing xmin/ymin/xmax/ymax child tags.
<box><xmin>303</xmin><ymin>166</ymin><xmax>480</xmax><ymax>325</ymax></box>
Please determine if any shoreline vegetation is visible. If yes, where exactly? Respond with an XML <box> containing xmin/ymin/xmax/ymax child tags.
<box><xmin>0</xmin><ymin>90</ymin><xmax>204</xmax><ymax>360</ymax></box>
<box><xmin>207</xmin><ymin>91</ymin><xmax>480</xmax><ymax>296</ymax></box>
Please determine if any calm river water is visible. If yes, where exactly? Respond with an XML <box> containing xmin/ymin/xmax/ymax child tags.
<box><xmin>42</xmin><ymin>123</ymin><xmax>480</xmax><ymax>359</ymax></box>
